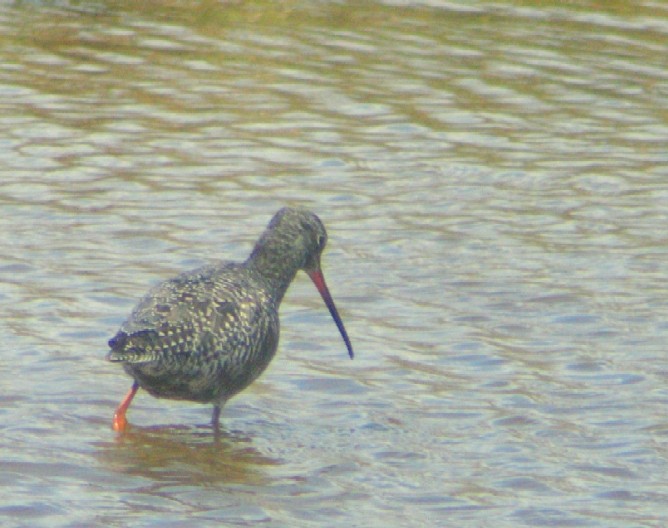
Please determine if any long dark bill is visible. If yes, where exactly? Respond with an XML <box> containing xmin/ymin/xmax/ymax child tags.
<box><xmin>308</xmin><ymin>269</ymin><xmax>354</xmax><ymax>359</ymax></box>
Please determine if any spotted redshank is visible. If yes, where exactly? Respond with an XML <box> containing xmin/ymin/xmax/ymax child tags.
<box><xmin>107</xmin><ymin>207</ymin><xmax>353</xmax><ymax>432</ymax></box>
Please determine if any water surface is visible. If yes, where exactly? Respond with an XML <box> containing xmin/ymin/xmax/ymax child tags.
<box><xmin>1</xmin><ymin>1</ymin><xmax>667</xmax><ymax>526</ymax></box>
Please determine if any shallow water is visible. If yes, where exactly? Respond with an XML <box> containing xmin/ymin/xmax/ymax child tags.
<box><xmin>1</xmin><ymin>0</ymin><xmax>668</xmax><ymax>526</ymax></box>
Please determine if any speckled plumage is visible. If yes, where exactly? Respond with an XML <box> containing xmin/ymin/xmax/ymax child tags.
<box><xmin>107</xmin><ymin>207</ymin><xmax>353</xmax><ymax>432</ymax></box>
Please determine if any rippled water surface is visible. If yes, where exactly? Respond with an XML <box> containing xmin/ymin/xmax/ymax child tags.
<box><xmin>2</xmin><ymin>1</ymin><xmax>668</xmax><ymax>526</ymax></box>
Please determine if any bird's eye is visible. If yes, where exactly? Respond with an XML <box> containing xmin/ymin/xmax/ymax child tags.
<box><xmin>317</xmin><ymin>234</ymin><xmax>326</xmax><ymax>250</ymax></box>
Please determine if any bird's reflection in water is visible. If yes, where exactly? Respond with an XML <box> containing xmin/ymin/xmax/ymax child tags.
<box><xmin>97</xmin><ymin>423</ymin><xmax>279</xmax><ymax>486</ymax></box>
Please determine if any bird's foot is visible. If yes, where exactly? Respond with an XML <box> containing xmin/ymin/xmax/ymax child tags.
<box><xmin>112</xmin><ymin>381</ymin><xmax>139</xmax><ymax>432</ymax></box>
<box><xmin>112</xmin><ymin>410</ymin><xmax>128</xmax><ymax>432</ymax></box>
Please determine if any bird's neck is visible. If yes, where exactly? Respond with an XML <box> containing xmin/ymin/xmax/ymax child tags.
<box><xmin>245</xmin><ymin>239</ymin><xmax>302</xmax><ymax>303</ymax></box>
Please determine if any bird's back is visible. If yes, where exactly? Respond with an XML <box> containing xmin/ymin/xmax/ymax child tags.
<box><xmin>107</xmin><ymin>262</ymin><xmax>280</xmax><ymax>403</ymax></box>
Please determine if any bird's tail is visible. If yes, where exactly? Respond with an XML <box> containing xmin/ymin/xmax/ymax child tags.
<box><xmin>106</xmin><ymin>330</ymin><xmax>160</xmax><ymax>363</ymax></box>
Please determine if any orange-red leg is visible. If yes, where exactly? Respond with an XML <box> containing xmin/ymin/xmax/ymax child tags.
<box><xmin>113</xmin><ymin>381</ymin><xmax>139</xmax><ymax>432</ymax></box>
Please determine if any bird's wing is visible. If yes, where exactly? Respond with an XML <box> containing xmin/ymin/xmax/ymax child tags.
<box><xmin>107</xmin><ymin>264</ymin><xmax>252</xmax><ymax>364</ymax></box>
